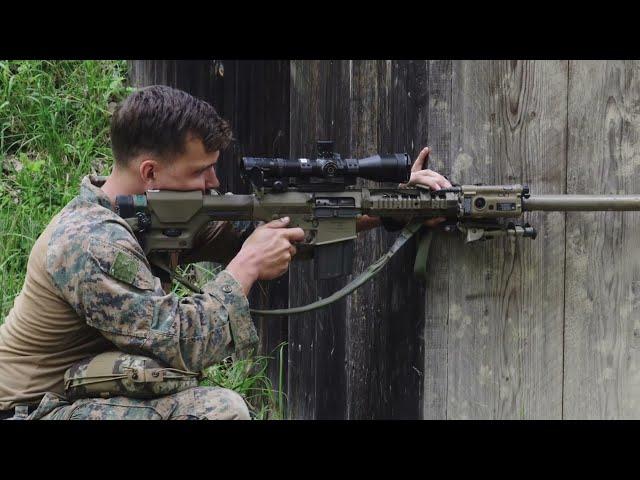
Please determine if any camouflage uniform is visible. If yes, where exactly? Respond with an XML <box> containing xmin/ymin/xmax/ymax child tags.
<box><xmin>26</xmin><ymin>388</ymin><xmax>251</xmax><ymax>420</ymax></box>
<box><xmin>0</xmin><ymin>175</ymin><xmax>258</xmax><ymax>420</ymax></box>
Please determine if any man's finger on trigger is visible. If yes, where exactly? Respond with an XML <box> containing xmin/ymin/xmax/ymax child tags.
<box><xmin>283</xmin><ymin>227</ymin><xmax>305</xmax><ymax>241</ymax></box>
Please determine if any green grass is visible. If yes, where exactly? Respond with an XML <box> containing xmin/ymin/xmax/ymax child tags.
<box><xmin>0</xmin><ymin>60</ymin><xmax>286</xmax><ymax>419</ymax></box>
<box><xmin>201</xmin><ymin>342</ymin><xmax>287</xmax><ymax>420</ymax></box>
<box><xmin>0</xmin><ymin>60</ymin><xmax>132</xmax><ymax>318</ymax></box>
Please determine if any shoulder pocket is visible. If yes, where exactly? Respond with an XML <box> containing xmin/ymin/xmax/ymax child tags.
<box><xmin>87</xmin><ymin>238</ymin><xmax>156</xmax><ymax>291</ymax></box>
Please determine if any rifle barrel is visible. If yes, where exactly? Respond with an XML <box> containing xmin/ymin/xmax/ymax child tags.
<box><xmin>523</xmin><ymin>195</ymin><xmax>640</xmax><ymax>211</ymax></box>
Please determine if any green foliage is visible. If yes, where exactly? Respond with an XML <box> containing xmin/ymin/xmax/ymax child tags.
<box><xmin>200</xmin><ymin>342</ymin><xmax>287</xmax><ymax>420</ymax></box>
<box><xmin>0</xmin><ymin>60</ymin><xmax>131</xmax><ymax>319</ymax></box>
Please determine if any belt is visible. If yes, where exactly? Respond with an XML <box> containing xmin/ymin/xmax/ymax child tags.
<box><xmin>0</xmin><ymin>405</ymin><xmax>36</xmax><ymax>420</ymax></box>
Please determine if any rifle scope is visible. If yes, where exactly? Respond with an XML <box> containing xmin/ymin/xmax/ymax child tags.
<box><xmin>241</xmin><ymin>152</ymin><xmax>412</xmax><ymax>184</ymax></box>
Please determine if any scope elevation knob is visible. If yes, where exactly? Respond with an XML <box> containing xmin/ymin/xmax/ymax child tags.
<box><xmin>322</xmin><ymin>161</ymin><xmax>338</xmax><ymax>176</ymax></box>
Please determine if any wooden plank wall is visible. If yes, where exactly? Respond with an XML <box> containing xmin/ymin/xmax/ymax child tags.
<box><xmin>287</xmin><ymin>60</ymin><xmax>351</xmax><ymax>420</ymax></box>
<box><xmin>442</xmin><ymin>61</ymin><xmax>567</xmax><ymax>419</ymax></box>
<box><xmin>288</xmin><ymin>61</ymin><xmax>427</xmax><ymax>419</ymax></box>
<box><xmin>289</xmin><ymin>60</ymin><xmax>640</xmax><ymax>419</ymax></box>
<box><xmin>564</xmin><ymin>61</ymin><xmax>640</xmax><ymax>419</ymax></box>
<box><xmin>129</xmin><ymin>60</ymin><xmax>640</xmax><ymax>419</ymax></box>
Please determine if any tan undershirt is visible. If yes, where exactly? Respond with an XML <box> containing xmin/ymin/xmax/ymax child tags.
<box><xmin>0</xmin><ymin>214</ymin><xmax>113</xmax><ymax>410</ymax></box>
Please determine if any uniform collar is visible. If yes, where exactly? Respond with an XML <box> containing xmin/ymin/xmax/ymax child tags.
<box><xmin>79</xmin><ymin>175</ymin><xmax>115</xmax><ymax>211</ymax></box>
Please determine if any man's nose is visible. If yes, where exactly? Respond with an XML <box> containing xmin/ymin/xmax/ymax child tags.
<box><xmin>205</xmin><ymin>167</ymin><xmax>220</xmax><ymax>189</ymax></box>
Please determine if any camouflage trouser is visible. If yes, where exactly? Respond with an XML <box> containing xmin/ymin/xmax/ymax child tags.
<box><xmin>23</xmin><ymin>386</ymin><xmax>251</xmax><ymax>420</ymax></box>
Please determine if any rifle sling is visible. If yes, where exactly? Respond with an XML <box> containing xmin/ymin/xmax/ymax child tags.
<box><xmin>413</xmin><ymin>228</ymin><xmax>434</xmax><ymax>282</ymax></box>
<box><xmin>154</xmin><ymin>221</ymin><xmax>430</xmax><ymax>317</ymax></box>
<box><xmin>251</xmin><ymin>221</ymin><xmax>426</xmax><ymax>316</ymax></box>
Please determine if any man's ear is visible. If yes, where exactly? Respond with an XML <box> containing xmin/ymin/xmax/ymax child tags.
<box><xmin>139</xmin><ymin>158</ymin><xmax>158</xmax><ymax>188</ymax></box>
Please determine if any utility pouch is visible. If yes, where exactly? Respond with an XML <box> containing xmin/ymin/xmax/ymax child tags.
<box><xmin>64</xmin><ymin>351</ymin><xmax>200</xmax><ymax>402</ymax></box>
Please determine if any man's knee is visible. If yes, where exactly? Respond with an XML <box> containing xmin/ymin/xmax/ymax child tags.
<box><xmin>207</xmin><ymin>387</ymin><xmax>251</xmax><ymax>420</ymax></box>
<box><xmin>175</xmin><ymin>386</ymin><xmax>251</xmax><ymax>420</ymax></box>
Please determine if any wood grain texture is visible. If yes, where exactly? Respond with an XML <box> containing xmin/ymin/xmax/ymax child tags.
<box><xmin>287</xmin><ymin>61</ymin><xmax>426</xmax><ymax>419</ymax></box>
<box><xmin>446</xmin><ymin>61</ymin><xmax>566</xmax><ymax>419</ymax></box>
<box><xmin>128</xmin><ymin>60</ymin><xmax>220</xmax><ymax>105</ymax></box>
<box><xmin>287</xmin><ymin>60</ymin><xmax>319</xmax><ymax>420</ymax></box>
<box><xmin>344</xmin><ymin>60</ymin><xmax>424</xmax><ymax>419</ymax></box>
<box><xmin>564</xmin><ymin>61</ymin><xmax>640</xmax><ymax>419</ymax></box>
<box><xmin>287</xmin><ymin>60</ymin><xmax>353</xmax><ymax>419</ymax></box>
<box><xmin>229</xmin><ymin>61</ymin><xmax>291</xmax><ymax>391</ymax></box>
<box><xmin>422</xmin><ymin>60</ymin><xmax>452</xmax><ymax>419</ymax></box>
<box><xmin>312</xmin><ymin>61</ymin><xmax>351</xmax><ymax>420</ymax></box>
<box><xmin>383</xmin><ymin>60</ymin><xmax>427</xmax><ymax>419</ymax></box>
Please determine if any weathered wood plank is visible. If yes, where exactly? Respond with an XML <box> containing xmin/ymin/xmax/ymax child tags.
<box><xmin>287</xmin><ymin>60</ymin><xmax>320</xmax><ymax>420</ymax></box>
<box><xmin>422</xmin><ymin>59</ymin><xmax>452</xmax><ymax>419</ymax></box>
<box><xmin>344</xmin><ymin>60</ymin><xmax>383</xmax><ymax>419</ymax></box>
<box><xmin>384</xmin><ymin>60</ymin><xmax>426</xmax><ymax>418</ymax></box>
<box><xmin>129</xmin><ymin>60</ymin><xmax>219</xmax><ymax>105</ymax></box>
<box><xmin>447</xmin><ymin>60</ymin><xmax>566</xmax><ymax>419</ymax></box>
<box><xmin>312</xmin><ymin>60</ymin><xmax>351</xmax><ymax>420</ymax></box>
<box><xmin>343</xmin><ymin>60</ymin><xmax>425</xmax><ymax>419</ymax></box>
<box><xmin>564</xmin><ymin>61</ymin><xmax>640</xmax><ymax>419</ymax></box>
<box><xmin>287</xmin><ymin>60</ymin><xmax>352</xmax><ymax>419</ymax></box>
<box><xmin>231</xmin><ymin>61</ymin><xmax>291</xmax><ymax>394</ymax></box>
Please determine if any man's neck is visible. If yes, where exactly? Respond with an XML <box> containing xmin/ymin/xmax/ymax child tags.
<box><xmin>100</xmin><ymin>169</ymin><xmax>145</xmax><ymax>207</ymax></box>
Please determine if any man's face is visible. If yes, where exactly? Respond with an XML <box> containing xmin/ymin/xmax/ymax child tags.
<box><xmin>149</xmin><ymin>136</ymin><xmax>221</xmax><ymax>192</ymax></box>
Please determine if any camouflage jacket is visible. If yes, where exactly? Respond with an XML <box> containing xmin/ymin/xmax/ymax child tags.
<box><xmin>48</xmin><ymin>175</ymin><xmax>259</xmax><ymax>371</ymax></box>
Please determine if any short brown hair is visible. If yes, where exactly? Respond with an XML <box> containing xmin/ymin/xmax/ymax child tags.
<box><xmin>110</xmin><ymin>85</ymin><xmax>233</xmax><ymax>166</ymax></box>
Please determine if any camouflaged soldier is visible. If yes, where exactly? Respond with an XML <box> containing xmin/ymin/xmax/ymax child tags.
<box><xmin>0</xmin><ymin>85</ymin><xmax>306</xmax><ymax>420</ymax></box>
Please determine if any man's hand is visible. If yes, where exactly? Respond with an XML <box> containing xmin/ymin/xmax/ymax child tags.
<box><xmin>226</xmin><ymin>217</ymin><xmax>305</xmax><ymax>295</ymax></box>
<box><xmin>400</xmin><ymin>146</ymin><xmax>452</xmax><ymax>227</ymax></box>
